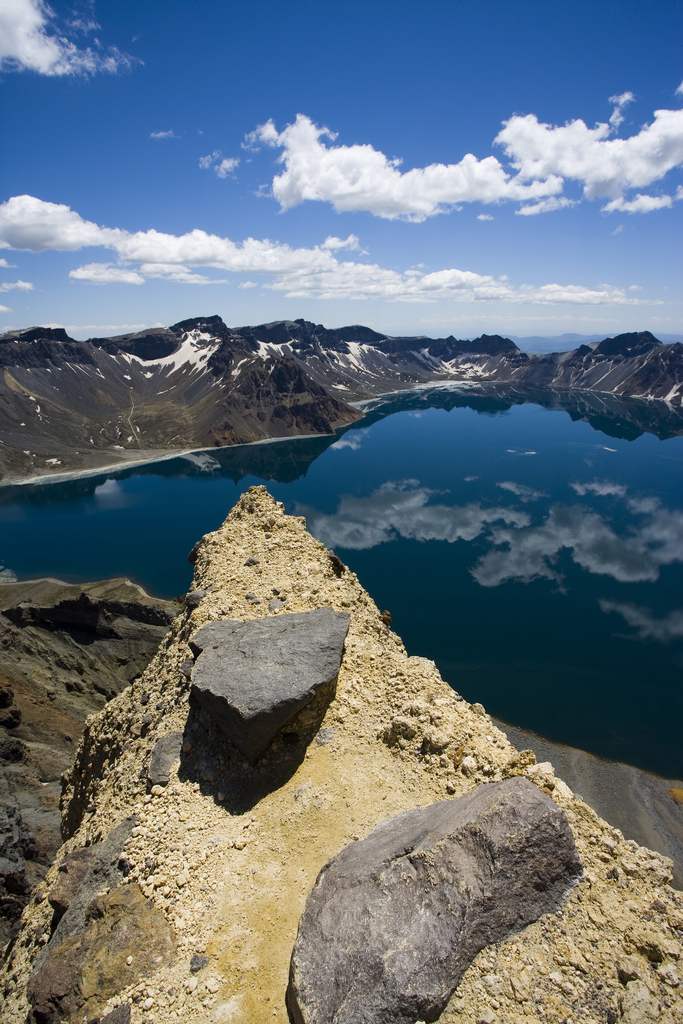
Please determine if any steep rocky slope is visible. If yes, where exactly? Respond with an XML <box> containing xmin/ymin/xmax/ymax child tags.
<box><xmin>0</xmin><ymin>579</ymin><xmax>181</xmax><ymax>950</ymax></box>
<box><xmin>2</xmin><ymin>319</ymin><xmax>683</xmax><ymax>482</ymax></box>
<box><xmin>0</xmin><ymin>318</ymin><xmax>361</xmax><ymax>482</ymax></box>
<box><xmin>3</xmin><ymin>488</ymin><xmax>681</xmax><ymax>1024</ymax></box>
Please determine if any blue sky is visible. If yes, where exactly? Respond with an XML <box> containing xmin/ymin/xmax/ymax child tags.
<box><xmin>0</xmin><ymin>0</ymin><xmax>682</xmax><ymax>339</ymax></box>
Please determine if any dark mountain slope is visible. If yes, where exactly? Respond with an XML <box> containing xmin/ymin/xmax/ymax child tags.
<box><xmin>0</xmin><ymin>319</ymin><xmax>361</xmax><ymax>481</ymax></box>
<box><xmin>1</xmin><ymin>317</ymin><xmax>682</xmax><ymax>481</ymax></box>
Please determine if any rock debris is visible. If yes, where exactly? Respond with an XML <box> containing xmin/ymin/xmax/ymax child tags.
<box><xmin>1</xmin><ymin>485</ymin><xmax>681</xmax><ymax>1024</ymax></box>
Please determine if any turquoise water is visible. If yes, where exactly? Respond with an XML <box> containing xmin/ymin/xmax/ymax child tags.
<box><xmin>2</xmin><ymin>387</ymin><xmax>683</xmax><ymax>778</ymax></box>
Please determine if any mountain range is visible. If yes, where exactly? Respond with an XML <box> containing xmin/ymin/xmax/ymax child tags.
<box><xmin>1</xmin><ymin>315</ymin><xmax>682</xmax><ymax>481</ymax></box>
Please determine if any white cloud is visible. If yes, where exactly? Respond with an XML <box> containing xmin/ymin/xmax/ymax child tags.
<box><xmin>0</xmin><ymin>195</ymin><xmax>123</xmax><ymax>251</ymax></box>
<box><xmin>629</xmin><ymin>284</ymin><xmax>643</xmax><ymax>291</ymax></box>
<box><xmin>0</xmin><ymin>279</ymin><xmax>33</xmax><ymax>292</ymax></box>
<box><xmin>570</xmin><ymin>480</ymin><xmax>627</xmax><ymax>497</ymax></box>
<box><xmin>515</xmin><ymin>197</ymin><xmax>576</xmax><ymax>216</ymax></box>
<box><xmin>199</xmin><ymin>151</ymin><xmax>239</xmax><ymax>177</ymax></box>
<box><xmin>496</xmin><ymin>102</ymin><xmax>683</xmax><ymax>210</ymax></box>
<box><xmin>676</xmin><ymin>81</ymin><xmax>683</xmax><ymax>97</ymax></box>
<box><xmin>600</xmin><ymin>600</ymin><xmax>683</xmax><ymax>642</ymax></box>
<box><xmin>321</xmin><ymin>235</ymin><xmax>361</xmax><ymax>251</ymax></box>
<box><xmin>0</xmin><ymin>305</ymin><xmax>11</xmax><ymax>312</ymax></box>
<box><xmin>297</xmin><ymin>481</ymin><xmax>530</xmax><ymax>551</ymax></box>
<box><xmin>0</xmin><ymin>259</ymin><xmax>16</xmax><ymax>268</ymax></box>
<box><xmin>246</xmin><ymin>114</ymin><xmax>563</xmax><ymax>222</ymax></box>
<box><xmin>68</xmin><ymin>263</ymin><xmax>145</xmax><ymax>285</ymax></box>
<box><xmin>612</xmin><ymin>224</ymin><xmax>624</xmax><ymax>235</ymax></box>
<box><xmin>602</xmin><ymin>193</ymin><xmax>674</xmax><ymax>214</ymax></box>
<box><xmin>608</xmin><ymin>92</ymin><xmax>635</xmax><ymax>129</ymax></box>
<box><xmin>199</xmin><ymin>151</ymin><xmax>220</xmax><ymax>169</ymax></box>
<box><xmin>496</xmin><ymin>481</ymin><xmax>547</xmax><ymax>502</ymax></box>
<box><xmin>244</xmin><ymin>97</ymin><xmax>683</xmax><ymax>221</ymax></box>
<box><xmin>215</xmin><ymin>157</ymin><xmax>239</xmax><ymax>178</ymax></box>
<box><xmin>0</xmin><ymin>194</ymin><xmax>657</xmax><ymax>305</ymax></box>
<box><xmin>238</xmin><ymin>281</ymin><xmax>258</xmax><ymax>289</ymax></box>
<box><xmin>0</xmin><ymin>0</ymin><xmax>137</xmax><ymax>76</ymax></box>
<box><xmin>477</xmin><ymin>214</ymin><xmax>494</xmax><ymax>221</ymax></box>
<box><xmin>150</xmin><ymin>130</ymin><xmax>180</xmax><ymax>140</ymax></box>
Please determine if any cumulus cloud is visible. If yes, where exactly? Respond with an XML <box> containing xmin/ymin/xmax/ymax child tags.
<box><xmin>599</xmin><ymin>600</ymin><xmax>683</xmax><ymax>642</ymax></box>
<box><xmin>321</xmin><ymin>235</ymin><xmax>361</xmax><ymax>251</ymax></box>
<box><xmin>0</xmin><ymin>194</ymin><xmax>656</xmax><ymax>304</ymax></box>
<box><xmin>0</xmin><ymin>0</ymin><xmax>137</xmax><ymax>76</ymax></box>
<box><xmin>496</xmin><ymin>481</ymin><xmax>547</xmax><ymax>502</ymax></box>
<box><xmin>245</xmin><ymin>97</ymin><xmax>683</xmax><ymax>221</ymax></box>
<box><xmin>296</xmin><ymin>480</ymin><xmax>529</xmax><ymax>551</ymax></box>
<box><xmin>477</xmin><ymin>214</ymin><xmax>494</xmax><ymax>221</ymax></box>
<box><xmin>602</xmin><ymin>193</ymin><xmax>675</xmax><ymax>214</ymax></box>
<box><xmin>0</xmin><ymin>259</ymin><xmax>16</xmax><ymax>268</ymax></box>
<box><xmin>608</xmin><ymin>92</ymin><xmax>635</xmax><ymax>129</ymax></box>
<box><xmin>199</xmin><ymin>151</ymin><xmax>220</xmax><ymax>169</ymax></box>
<box><xmin>199</xmin><ymin>152</ymin><xmax>239</xmax><ymax>177</ymax></box>
<box><xmin>246</xmin><ymin>114</ymin><xmax>563</xmax><ymax>221</ymax></box>
<box><xmin>570</xmin><ymin>480</ymin><xmax>627</xmax><ymax>497</ymax></box>
<box><xmin>0</xmin><ymin>279</ymin><xmax>33</xmax><ymax>292</ymax></box>
<box><xmin>515</xmin><ymin>197</ymin><xmax>576</xmax><ymax>216</ymax></box>
<box><xmin>68</xmin><ymin>263</ymin><xmax>145</xmax><ymax>285</ymax></box>
<box><xmin>496</xmin><ymin>104</ymin><xmax>683</xmax><ymax>207</ymax></box>
<box><xmin>472</xmin><ymin>501</ymin><xmax>683</xmax><ymax>587</ymax></box>
<box><xmin>0</xmin><ymin>195</ymin><xmax>123</xmax><ymax>251</ymax></box>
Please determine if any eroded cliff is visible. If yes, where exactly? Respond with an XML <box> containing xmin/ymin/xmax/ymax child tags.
<box><xmin>2</xmin><ymin>487</ymin><xmax>682</xmax><ymax>1024</ymax></box>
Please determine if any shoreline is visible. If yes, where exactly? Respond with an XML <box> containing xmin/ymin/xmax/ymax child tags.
<box><xmin>495</xmin><ymin>718</ymin><xmax>683</xmax><ymax>888</ymax></box>
<box><xmin>3</xmin><ymin>376</ymin><xmax>682</xmax><ymax>490</ymax></box>
<box><xmin>0</xmin><ymin>430</ymin><xmax>341</xmax><ymax>490</ymax></box>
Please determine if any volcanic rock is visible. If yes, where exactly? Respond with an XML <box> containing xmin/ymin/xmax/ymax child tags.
<box><xmin>286</xmin><ymin>777</ymin><xmax>582</xmax><ymax>1024</ymax></box>
<box><xmin>27</xmin><ymin>882</ymin><xmax>174</xmax><ymax>1024</ymax></box>
<box><xmin>147</xmin><ymin>732</ymin><xmax>183</xmax><ymax>788</ymax></box>
<box><xmin>189</xmin><ymin>609</ymin><xmax>350</xmax><ymax>761</ymax></box>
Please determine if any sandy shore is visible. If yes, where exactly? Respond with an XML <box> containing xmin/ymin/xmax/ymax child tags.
<box><xmin>0</xmin><ymin>432</ymin><xmax>338</xmax><ymax>489</ymax></box>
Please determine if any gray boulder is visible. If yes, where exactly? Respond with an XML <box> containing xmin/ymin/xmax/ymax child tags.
<box><xmin>101</xmin><ymin>1004</ymin><xmax>131</xmax><ymax>1024</ymax></box>
<box><xmin>287</xmin><ymin>778</ymin><xmax>582</xmax><ymax>1024</ymax></box>
<box><xmin>189</xmin><ymin>609</ymin><xmax>349</xmax><ymax>762</ymax></box>
<box><xmin>35</xmin><ymin>816</ymin><xmax>136</xmax><ymax>971</ymax></box>
<box><xmin>148</xmin><ymin>732</ymin><xmax>183</xmax><ymax>788</ymax></box>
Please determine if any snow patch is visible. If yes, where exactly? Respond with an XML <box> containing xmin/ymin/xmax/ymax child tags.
<box><xmin>231</xmin><ymin>358</ymin><xmax>249</xmax><ymax>377</ymax></box>
<box><xmin>256</xmin><ymin>340</ymin><xmax>290</xmax><ymax>360</ymax></box>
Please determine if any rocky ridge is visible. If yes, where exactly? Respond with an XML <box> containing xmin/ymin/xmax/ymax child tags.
<box><xmin>0</xmin><ymin>579</ymin><xmax>181</xmax><ymax>950</ymax></box>
<box><xmin>2</xmin><ymin>319</ymin><xmax>683</xmax><ymax>481</ymax></box>
<box><xmin>2</xmin><ymin>487</ymin><xmax>682</xmax><ymax>1024</ymax></box>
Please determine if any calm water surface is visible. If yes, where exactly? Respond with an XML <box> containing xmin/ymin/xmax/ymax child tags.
<box><xmin>1</xmin><ymin>386</ymin><xmax>682</xmax><ymax>778</ymax></box>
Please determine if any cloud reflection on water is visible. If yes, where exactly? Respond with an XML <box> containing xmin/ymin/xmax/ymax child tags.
<box><xmin>599</xmin><ymin>600</ymin><xmax>683</xmax><ymax>642</ymax></box>
<box><xmin>301</xmin><ymin>479</ymin><xmax>683</xmax><ymax>589</ymax></box>
<box><xmin>297</xmin><ymin>481</ymin><xmax>529</xmax><ymax>551</ymax></box>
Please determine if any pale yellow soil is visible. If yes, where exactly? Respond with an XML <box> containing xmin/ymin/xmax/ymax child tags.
<box><xmin>3</xmin><ymin>486</ymin><xmax>682</xmax><ymax>1024</ymax></box>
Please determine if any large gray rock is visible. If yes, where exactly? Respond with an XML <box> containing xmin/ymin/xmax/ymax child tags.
<box><xmin>148</xmin><ymin>732</ymin><xmax>183</xmax><ymax>788</ymax></box>
<box><xmin>189</xmin><ymin>609</ymin><xmax>349</xmax><ymax>763</ymax></box>
<box><xmin>287</xmin><ymin>778</ymin><xmax>582</xmax><ymax>1024</ymax></box>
